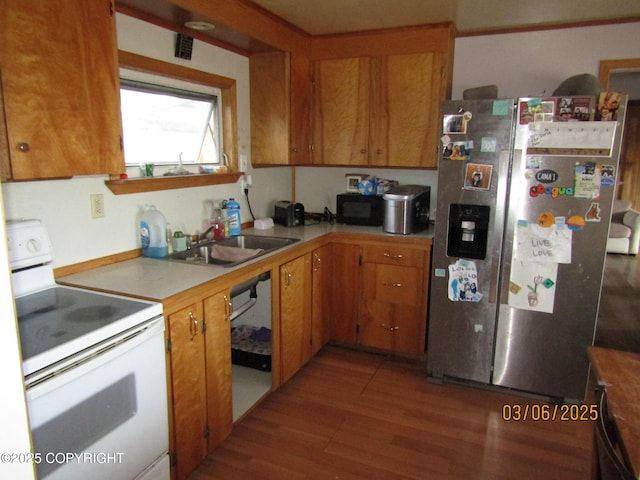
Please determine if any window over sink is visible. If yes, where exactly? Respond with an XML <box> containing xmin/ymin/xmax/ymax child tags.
<box><xmin>120</xmin><ymin>74</ymin><xmax>223</xmax><ymax>167</ymax></box>
<box><xmin>105</xmin><ymin>51</ymin><xmax>241</xmax><ymax>194</ymax></box>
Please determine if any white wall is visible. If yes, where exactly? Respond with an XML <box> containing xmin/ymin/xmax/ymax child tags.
<box><xmin>295</xmin><ymin>167</ymin><xmax>439</xmax><ymax>218</ymax></box>
<box><xmin>1</xmin><ymin>14</ymin><xmax>293</xmax><ymax>269</ymax></box>
<box><xmin>453</xmin><ymin>22</ymin><xmax>640</xmax><ymax>99</ymax></box>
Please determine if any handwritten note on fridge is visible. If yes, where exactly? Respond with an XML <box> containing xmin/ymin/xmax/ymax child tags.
<box><xmin>526</xmin><ymin>121</ymin><xmax>617</xmax><ymax>157</ymax></box>
<box><xmin>513</xmin><ymin>223</ymin><xmax>572</xmax><ymax>264</ymax></box>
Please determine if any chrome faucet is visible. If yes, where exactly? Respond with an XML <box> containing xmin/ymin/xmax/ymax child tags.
<box><xmin>199</xmin><ymin>225</ymin><xmax>216</xmax><ymax>241</ymax></box>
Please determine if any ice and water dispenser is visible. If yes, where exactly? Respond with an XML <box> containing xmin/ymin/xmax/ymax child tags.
<box><xmin>446</xmin><ymin>204</ymin><xmax>490</xmax><ymax>259</ymax></box>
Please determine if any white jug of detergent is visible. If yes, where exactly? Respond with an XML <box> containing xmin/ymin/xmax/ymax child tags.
<box><xmin>140</xmin><ymin>205</ymin><xmax>168</xmax><ymax>258</ymax></box>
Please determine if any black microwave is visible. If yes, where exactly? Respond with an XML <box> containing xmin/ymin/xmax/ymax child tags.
<box><xmin>336</xmin><ymin>193</ymin><xmax>384</xmax><ymax>226</ymax></box>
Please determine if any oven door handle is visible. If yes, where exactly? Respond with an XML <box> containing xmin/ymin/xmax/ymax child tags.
<box><xmin>25</xmin><ymin>316</ymin><xmax>164</xmax><ymax>393</ymax></box>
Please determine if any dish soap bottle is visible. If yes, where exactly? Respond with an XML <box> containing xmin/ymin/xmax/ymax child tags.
<box><xmin>212</xmin><ymin>202</ymin><xmax>226</xmax><ymax>240</ymax></box>
<box><xmin>227</xmin><ymin>198</ymin><xmax>241</xmax><ymax>236</ymax></box>
<box><xmin>140</xmin><ymin>205</ymin><xmax>168</xmax><ymax>258</ymax></box>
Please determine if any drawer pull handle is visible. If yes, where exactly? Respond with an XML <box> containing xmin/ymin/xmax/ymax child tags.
<box><xmin>381</xmin><ymin>324</ymin><xmax>400</xmax><ymax>331</ymax></box>
<box><xmin>283</xmin><ymin>268</ymin><xmax>292</xmax><ymax>287</ymax></box>
<box><xmin>383</xmin><ymin>252</ymin><xmax>404</xmax><ymax>259</ymax></box>
<box><xmin>223</xmin><ymin>295</ymin><xmax>232</xmax><ymax>321</ymax></box>
<box><xmin>382</xmin><ymin>282</ymin><xmax>402</xmax><ymax>288</ymax></box>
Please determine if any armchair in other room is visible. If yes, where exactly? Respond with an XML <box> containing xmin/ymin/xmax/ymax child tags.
<box><xmin>607</xmin><ymin>200</ymin><xmax>640</xmax><ymax>255</ymax></box>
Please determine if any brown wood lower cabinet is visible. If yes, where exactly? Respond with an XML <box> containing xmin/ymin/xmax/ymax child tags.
<box><xmin>331</xmin><ymin>238</ymin><xmax>431</xmax><ymax>355</ymax></box>
<box><xmin>163</xmin><ymin>235</ymin><xmax>431</xmax><ymax>479</ymax></box>
<box><xmin>280</xmin><ymin>253</ymin><xmax>312</xmax><ymax>384</ymax></box>
<box><xmin>330</xmin><ymin>242</ymin><xmax>361</xmax><ymax>344</ymax></box>
<box><xmin>165</xmin><ymin>289</ymin><xmax>232</xmax><ymax>480</ymax></box>
<box><xmin>311</xmin><ymin>244</ymin><xmax>333</xmax><ymax>356</ymax></box>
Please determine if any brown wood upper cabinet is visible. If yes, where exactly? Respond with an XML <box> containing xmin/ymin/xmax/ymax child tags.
<box><xmin>312</xmin><ymin>52</ymin><xmax>446</xmax><ymax>168</ymax></box>
<box><xmin>249</xmin><ymin>24</ymin><xmax>452</xmax><ymax>168</ymax></box>
<box><xmin>250</xmin><ymin>51</ymin><xmax>312</xmax><ymax>166</ymax></box>
<box><xmin>0</xmin><ymin>0</ymin><xmax>124</xmax><ymax>180</ymax></box>
<box><xmin>309</xmin><ymin>24</ymin><xmax>453</xmax><ymax>168</ymax></box>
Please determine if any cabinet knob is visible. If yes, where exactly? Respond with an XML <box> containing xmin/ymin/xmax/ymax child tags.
<box><xmin>382</xmin><ymin>282</ymin><xmax>402</xmax><ymax>288</ymax></box>
<box><xmin>383</xmin><ymin>252</ymin><xmax>404</xmax><ymax>259</ymax></box>
<box><xmin>360</xmin><ymin>148</ymin><xmax>367</xmax><ymax>154</ymax></box>
<box><xmin>376</xmin><ymin>149</ymin><xmax>383</xmax><ymax>155</ymax></box>
<box><xmin>17</xmin><ymin>142</ymin><xmax>30</xmax><ymax>152</ymax></box>
<box><xmin>381</xmin><ymin>324</ymin><xmax>400</xmax><ymax>331</ymax></box>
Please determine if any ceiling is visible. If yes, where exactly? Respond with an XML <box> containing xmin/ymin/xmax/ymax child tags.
<box><xmin>248</xmin><ymin>0</ymin><xmax>640</xmax><ymax>35</ymax></box>
<box><xmin>116</xmin><ymin>0</ymin><xmax>640</xmax><ymax>55</ymax></box>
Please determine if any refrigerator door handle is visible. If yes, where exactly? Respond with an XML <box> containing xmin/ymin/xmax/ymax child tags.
<box><xmin>489</xmin><ymin>149</ymin><xmax>516</xmax><ymax>304</ymax></box>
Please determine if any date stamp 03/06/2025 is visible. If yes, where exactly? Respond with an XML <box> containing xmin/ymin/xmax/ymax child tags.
<box><xmin>502</xmin><ymin>403</ymin><xmax>598</xmax><ymax>422</ymax></box>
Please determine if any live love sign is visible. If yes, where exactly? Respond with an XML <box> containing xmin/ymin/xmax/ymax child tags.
<box><xmin>535</xmin><ymin>169</ymin><xmax>559</xmax><ymax>183</ymax></box>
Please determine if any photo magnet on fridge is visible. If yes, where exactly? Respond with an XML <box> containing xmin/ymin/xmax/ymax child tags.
<box><xmin>464</xmin><ymin>163</ymin><xmax>492</xmax><ymax>190</ymax></box>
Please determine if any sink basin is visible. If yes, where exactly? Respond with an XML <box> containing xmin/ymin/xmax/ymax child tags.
<box><xmin>166</xmin><ymin>234</ymin><xmax>299</xmax><ymax>267</ymax></box>
<box><xmin>216</xmin><ymin>235</ymin><xmax>298</xmax><ymax>251</ymax></box>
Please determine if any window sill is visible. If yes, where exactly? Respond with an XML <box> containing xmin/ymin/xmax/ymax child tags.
<box><xmin>105</xmin><ymin>172</ymin><xmax>243</xmax><ymax>195</ymax></box>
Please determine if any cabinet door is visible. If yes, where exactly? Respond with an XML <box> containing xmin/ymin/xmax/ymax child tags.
<box><xmin>203</xmin><ymin>291</ymin><xmax>233</xmax><ymax>452</ymax></box>
<box><xmin>359</xmin><ymin>263</ymin><xmax>425</xmax><ymax>354</ymax></box>
<box><xmin>311</xmin><ymin>244</ymin><xmax>333</xmax><ymax>356</ymax></box>
<box><xmin>312</xmin><ymin>57</ymin><xmax>371</xmax><ymax>165</ymax></box>
<box><xmin>290</xmin><ymin>53</ymin><xmax>312</xmax><ymax>165</ymax></box>
<box><xmin>250</xmin><ymin>51</ymin><xmax>290</xmax><ymax>166</ymax></box>
<box><xmin>0</xmin><ymin>0</ymin><xmax>124</xmax><ymax>179</ymax></box>
<box><xmin>330</xmin><ymin>243</ymin><xmax>361</xmax><ymax>344</ymax></box>
<box><xmin>280</xmin><ymin>253</ymin><xmax>312</xmax><ymax>383</ymax></box>
<box><xmin>371</xmin><ymin>52</ymin><xmax>445</xmax><ymax>168</ymax></box>
<box><xmin>167</xmin><ymin>303</ymin><xmax>208</xmax><ymax>480</ymax></box>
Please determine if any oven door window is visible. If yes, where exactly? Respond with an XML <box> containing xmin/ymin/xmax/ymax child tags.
<box><xmin>32</xmin><ymin>374</ymin><xmax>137</xmax><ymax>478</ymax></box>
<box><xmin>26</xmin><ymin>319</ymin><xmax>168</xmax><ymax>480</ymax></box>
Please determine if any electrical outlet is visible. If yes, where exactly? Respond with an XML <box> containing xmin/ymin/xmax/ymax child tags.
<box><xmin>90</xmin><ymin>194</ymin><xmax>104</xmax><ymax>218</ymax></box>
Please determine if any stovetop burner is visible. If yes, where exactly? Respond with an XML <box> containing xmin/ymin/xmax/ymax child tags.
<box><xmin>15</xmin><ymin>286</ymin><xmax>153</xmax><ymax>362</ymax></box>
<box><xmin>8</xmin><ymin>219</ymin><xmax>163</xmax><ymax>377</ymax></box>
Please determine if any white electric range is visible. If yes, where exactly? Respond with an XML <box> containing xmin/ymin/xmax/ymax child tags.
<box><xmin>8</xmin><ymin>219</ymin><xmax>170</xmax><ymax>480</ymax></box>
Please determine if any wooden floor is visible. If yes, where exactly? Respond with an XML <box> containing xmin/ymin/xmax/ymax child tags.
<box><xmin>188</xmin><ymin>254</ymin><xmax>639</xmax><ymax>480</ymax></box>
<box><xmin>594</xmin><ymin>253</ymin><xmax>640</xmax><ymax>353</ymax></box>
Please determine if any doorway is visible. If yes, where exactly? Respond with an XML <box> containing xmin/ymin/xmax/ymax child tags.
<box><xmin>599</xmin><ymin>58</ymin><xmax>640</xmax><ymax>209</ymax></box>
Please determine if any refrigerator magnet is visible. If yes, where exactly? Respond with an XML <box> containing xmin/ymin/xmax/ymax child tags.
<box><xmin>444</xmin><ymin>141</ymin><xmax>471</xmax><ymax>161</ymax></box>
<box><xmin>448</xmin><ymin>259</ymin><xmax>482</xmax><ymax>302</ymax></box>
<box><xmin>464</xmin><ymin>163</ymin><xmax>492</xmax><ymax>190</ymax></box>
<box><xmin>567</xmin><ymin>215</ymin><xmax>585</xmax><ymax>231</ymax></box>
<box><xmin>508</xmin><ymin>261</ymin><xmax>558</xmax><ymax>313</ymax></box>
<box><xmin>537</xmin><ymin>212</ymin><xmax>555</xmax><ymax>228</ymax></box>
<box><xmin>600</xmin><ymin>164</ymin><xmax>615</xmax><ymax>187</ymax></box>
<box><xmin>480</xmin><ymin>137</ymin><xmax>497</xmax><ymax>153</ymax></box>
<box><xmin>585</xmin><ymin>203</ymin><xmax>601</xmax><ymax>222</ymax></box>
<box><xmin>443</xmin><ymin>114</ymin><xmax>467</xmax><ymax>134</ymax></box>
<box><xmin>574</xmin><ymin>162</ymin><xmax>601</xmax><ymax>199</ymax></box>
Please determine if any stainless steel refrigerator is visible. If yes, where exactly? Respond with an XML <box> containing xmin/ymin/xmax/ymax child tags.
<box><xmin>427</xmin><ymin>94</ymin><xmax>627</xmax><ymax>402</ymax></box>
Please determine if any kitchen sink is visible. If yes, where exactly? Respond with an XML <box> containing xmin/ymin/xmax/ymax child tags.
<box><xmin>166</xmin><ymin>234</ymin><xmax>300</xmax><ymax>267</ymax></box>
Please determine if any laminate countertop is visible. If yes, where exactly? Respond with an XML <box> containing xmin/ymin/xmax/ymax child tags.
<box><xmin>57</xmin><ymin>222</ymin><xmax>433</xmax><ymax>301</ymax></box>
<box><xmin>588</xmin><ymin>346</ymin><xmax>640</xmax><ymax>479</ymax></box>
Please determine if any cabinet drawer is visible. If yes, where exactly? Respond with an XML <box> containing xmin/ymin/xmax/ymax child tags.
<box><xmin>362</xmin><ymin>244</ymin><xmax>425</xmax><ymax>267</ymax></box>
<box><xmin>358</xmin><ymin>310</ymin><xmax>424</xmax><ymax>354</ymax></box>
<box><xmin>371</xmin><ymin>264</ymin><xmax>421</xmax><ymax>306</ymax></box>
